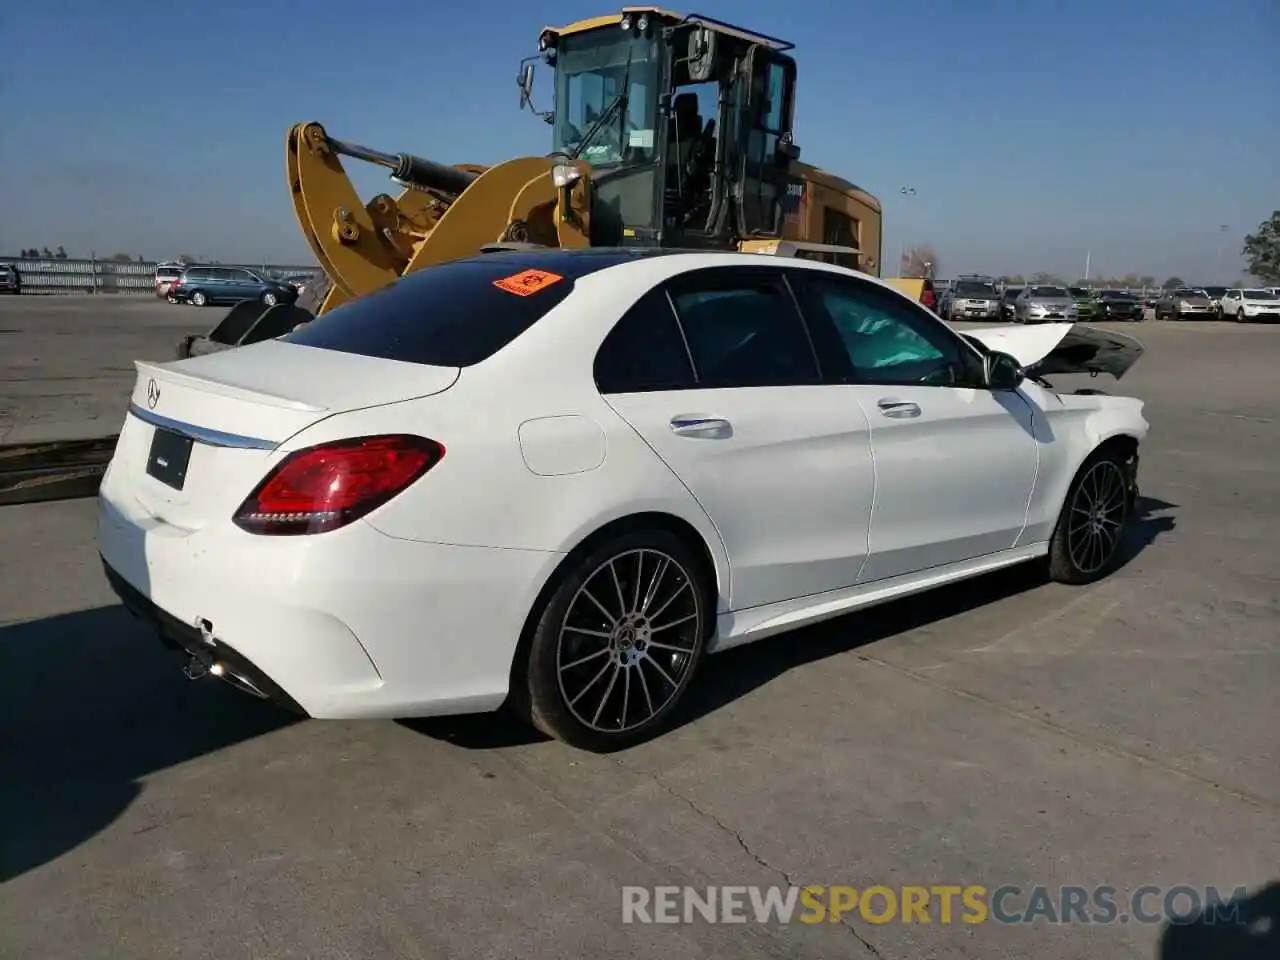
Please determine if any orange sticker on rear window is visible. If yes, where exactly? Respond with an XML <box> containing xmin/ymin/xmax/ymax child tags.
<box><xmin>493</xmin><ymin>269</ymin><xmax>564</xmax><ymax>296</ymax></box>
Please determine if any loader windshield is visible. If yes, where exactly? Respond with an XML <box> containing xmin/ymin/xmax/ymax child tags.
<box><xmin>553</xmin><ymin>29</ymin><xmax>660</xmax><ymax>166</ymax></box>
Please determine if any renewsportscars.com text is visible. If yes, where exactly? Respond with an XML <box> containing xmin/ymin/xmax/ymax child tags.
<box><xmin>621</xmin><ymin>884</ymin><xmax>1253</xmax><ymax>926</ymax></box>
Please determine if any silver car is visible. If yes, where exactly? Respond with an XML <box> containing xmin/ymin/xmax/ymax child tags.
<box><xmin>1155</xmin><ymin>287</ymin><xmax>1214</xmax><ymax>320</ymax></box>
<box><xmin>1015</xmin><ymin>285</ymin><xmax>1078</xmax><ymax>323</ymax></box>
<box><xmin>941</xmin><ymin>277</ymin><xmax>1001</xmax><ymax>321</ymax></box>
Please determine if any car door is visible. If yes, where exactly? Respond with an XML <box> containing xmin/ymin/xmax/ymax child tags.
<box><xmin>597</xmin><ymin>267</ymin><xmax>876</xmax><ymax>611</ymax></box>
<box><xmin>789</xmin><ymin>270</ymin><xmax>1040</xmax><ymax>583</ymax></box>
<box><xmin>225</xmin><ymin>268</ymin><xmax>255</xmax><ymax>299</ymax></box>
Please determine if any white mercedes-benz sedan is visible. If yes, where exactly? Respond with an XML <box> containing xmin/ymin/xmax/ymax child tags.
<box><xmin>98</xmin><ymin>248</ymin><xmax>1149</xmax><ymax>751</ymax></box>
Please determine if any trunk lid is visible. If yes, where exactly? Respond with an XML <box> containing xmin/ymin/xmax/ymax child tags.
<box><xmin>965</xmin><ymin>323</ymin><xmax>1144</xmax><ymax>380</ymax></box>
<box><xmin>115</xmin><ymin>339</ymin><xmax>459</xmax><ymax>530</ymax></box>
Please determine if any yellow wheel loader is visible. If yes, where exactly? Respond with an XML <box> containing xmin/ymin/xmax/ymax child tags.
<box><xmin>180</xmin><ymin>8</ymin><xmax>884</xmax><ymax>357</ymax></box>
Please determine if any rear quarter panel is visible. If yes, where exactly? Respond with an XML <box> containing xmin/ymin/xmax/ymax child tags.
<box><xmin>276</xmin><ymin>271</ymin><xmax>733</xmax><ymax>608</ymax></box>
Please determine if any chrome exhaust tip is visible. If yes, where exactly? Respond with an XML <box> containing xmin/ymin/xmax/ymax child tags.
<box><xmin>209</xmin><ymin>662</ymin><xmax>269</xmax><ymax>699</ymax></box>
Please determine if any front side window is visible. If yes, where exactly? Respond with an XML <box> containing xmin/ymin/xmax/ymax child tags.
<box><xmin>667</xmin><ymin>271</ymin><xmax>820</xmax><ymax>388</ymax></box>
<box><xmin>552</xmin><ymin>30</ymin><xmax>660</xmax><ymax>166</ymax></box>
<box><xmin>795</xmin><ymin>273</ymin><xmax>983</xmax><ymax>387</ymax></box>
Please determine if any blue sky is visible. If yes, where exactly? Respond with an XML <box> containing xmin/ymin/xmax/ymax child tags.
<box><xmin>1</xmin><ymin>0</ymin><xmax>1274</xmax><ymax>281</ymax></box>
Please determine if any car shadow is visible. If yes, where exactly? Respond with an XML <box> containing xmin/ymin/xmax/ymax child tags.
<box><xmin>0</xmin><ymin>605</ymin><xmax>298</xmax><ymax>883</ymax></box>
<box><xmin>1158</xmin><ymin>880</ymin><xmax>1280</xmax><ymax>959</ymax></box>
<box><xmin>405</xmin><ymin>496</ymin><xmax>1177</xmax><ymax>751</ymax></box>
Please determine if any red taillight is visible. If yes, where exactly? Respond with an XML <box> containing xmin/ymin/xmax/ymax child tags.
<box><xmin>233</xmin><ymin>434</ymin><xmax>445</xmax><ymax>535</ymax></box>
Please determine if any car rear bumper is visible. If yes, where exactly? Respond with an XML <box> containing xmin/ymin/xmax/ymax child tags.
<box><xmin>97</xmin><ymin>484</ymin><xmax>563</xmax><ymax>720</ymax></box>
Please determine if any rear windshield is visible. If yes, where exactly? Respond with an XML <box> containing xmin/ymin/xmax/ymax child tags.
<box><xmin>283</xmin><ymin>256</ymin><xmax>583</xmax><ymax>367</ymax></box>
<box><xmin>156</xmin><ymin>267</ymin><xmax>183</xmax><ymax>279</ymax></box>
<box><xmin>1029</xmin><ymin>286</ymin><xmax>1068</xmax><ymax>297</ymax></box>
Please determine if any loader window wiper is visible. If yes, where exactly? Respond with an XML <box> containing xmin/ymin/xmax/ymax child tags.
<box><xmin>570</xmin><ymin>51</ymin><xmax>632</xmax><ymax>163</ymax></box>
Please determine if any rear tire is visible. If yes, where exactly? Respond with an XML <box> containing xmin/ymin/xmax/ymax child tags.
<box><xmin>1047</xmin><ymin>447</ymin><xmax>1135</xmax><ymax>585</ymax></box>
<box><xmin>520</xmin><ymin>528</ymin><xmax>712</xmax><ymax>752</ymax></box>
<box><xmin>191</xmin><ymin>290</ymin><xmax>208</xmax><ymax>307</ymax></box>
<box><xmin>1236</xmin><ymin>309</ymin><xmax>1246</xmax><ymax>323</ymax></box>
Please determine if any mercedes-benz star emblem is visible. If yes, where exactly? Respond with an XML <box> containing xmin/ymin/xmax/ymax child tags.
<box><xmin>146</xmin><ymin>378</ymin><xmax>160</xmax><ymax>409</ymax></box>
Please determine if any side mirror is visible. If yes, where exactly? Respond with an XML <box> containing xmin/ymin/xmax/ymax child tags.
<box><xmin>776</xmin><ymin>137</ymin><xmax>801</xmax><ymax>162</ymax></box>
<box><xmin>984</xmin><ymin>351</ymin><xmax>1024</xmax><ymax>391</ymax></box>
<box><xmin>518</xmin><ymin>63</ymin><xmax>535</xmax><ymax>110</ymax></box>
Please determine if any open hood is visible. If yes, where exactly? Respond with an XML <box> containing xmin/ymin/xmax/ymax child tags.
<box><xmin>964</xmin><ymin>323</ymin><xmax>1144</xmax><ymax>380</ymax></box>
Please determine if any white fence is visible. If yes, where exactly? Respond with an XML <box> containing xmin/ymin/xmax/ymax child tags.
<box><xmin>1</xmin><ymin>257</ymin><xmax>321</xmax><ymax>296</ymax></box>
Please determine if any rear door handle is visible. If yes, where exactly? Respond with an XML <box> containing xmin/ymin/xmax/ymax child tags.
<box><xmin>669</xmin><ymin>416</ymin><xmax>732</xmax><ymax>438</ymax></box>
<box><xmin>876</xmin><ymin>398</ymin><xmax>921</xmax><ymax>419</ymax></box>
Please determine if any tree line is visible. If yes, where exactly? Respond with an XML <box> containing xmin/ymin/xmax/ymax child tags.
<box><xmin>13</xmin><ymin>249</ymin><xmax>199</xmax><ymax>263</ymax></box>
<box><xmin>900</xmin><ymin>210</ymin><xmax>1280</xmax><ymax>287</ymax></box>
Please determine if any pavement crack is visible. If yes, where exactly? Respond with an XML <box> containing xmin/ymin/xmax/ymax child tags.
<box><xmin>645</xmin><ymin>770</ymin><xmax>885</xmax><ymax>959</ymax></box>
<box><xmin>856</xmin><ymin>654</ymin><xmax>1277</xmax><ymax>811</ymax></box>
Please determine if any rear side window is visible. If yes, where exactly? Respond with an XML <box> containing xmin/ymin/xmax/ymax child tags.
<box><xmin>668</xmin><ymin>273</ymin><xmax>820</xmax><ymax>388</ymax></box>
<box><xmin>284</xmin><ymin>259</ymin><xmax>578</xmax><ymax>367</ymax></box>
<box><xmin>594</xmin><ymin>289</ymin><xmax>696</xmax><ymax>393</ymax></box>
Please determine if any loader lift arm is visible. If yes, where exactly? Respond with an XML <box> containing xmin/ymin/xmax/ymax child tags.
<box><xmin>287</xmin><ymin>122</ymin><xmax>592</xmax><ymax>317</ymax></box>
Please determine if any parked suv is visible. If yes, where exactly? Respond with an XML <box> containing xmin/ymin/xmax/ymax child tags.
<box><xmin>170</xmin><ymin>266</ymin><xmax>298</xmax><ymax>307</ymax></box>
<box><xmin>940</xmin><ymin>275</ymin><xmax>1001</xmax><ymax>321</ymax></box>
<box><xmin>0</xmin><ymin>263</ymin><xmax>21</xmax><ymax>295</ymax></box>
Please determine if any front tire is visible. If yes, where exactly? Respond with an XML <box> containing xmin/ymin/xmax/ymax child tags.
<box><xmin>1047</xmin><ymin>448</ymin><xmax>1134</xmax><ymax>585</ymax></box>
<box><xmin>261</xmin><ymin>291</ymin><xmax>279</xmax><ymax>307</ymax></box>
<box><xmin>1236</xmin><ymin>309</ymin><xmax>1247</xmax><ymax>323</ymax></box>
<box><xmin>521</xmin><ymin>529</ymin><xmax>712</xmax><ymax>751</ymax></box>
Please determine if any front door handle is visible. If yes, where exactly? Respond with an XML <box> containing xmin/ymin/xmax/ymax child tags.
<box><xmin>876</xmin><ymin>398</ymin><xmax>921</xmax><ymax>419</ymax></box>
<box><xmin>669</xmin><ymin>416</ymin><xmax>732</xmax><ymax>438</ymax></box>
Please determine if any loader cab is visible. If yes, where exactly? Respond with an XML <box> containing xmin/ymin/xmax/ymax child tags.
<box><xmin>530</xmin><ymin>9</ymin><xmax>801</xmax><ymax>249</ymax></box>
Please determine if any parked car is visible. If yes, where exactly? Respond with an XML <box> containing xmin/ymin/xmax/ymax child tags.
<box><xmin>1155</xmin><ymin>287</ymin><xmax>1214</xmax><ymax>320</ymax></box>
<box><xmin>1095</xmin><ymin>289</ymin><xmax>1144</xmax><ymax>321</ymax></box>
<box><xmin>1014</xmin><ymin>285</ymin><xmax>1077</xmax><ymax>323</ymax></box>
<box><xmin>999</xmin><ymin>286</ymin><xmax>1023</xmax><ymax>321</ymax></box>
<box><xmin>1200</xmin><ymin>285</ymin><xmax>1228</xmax><ymax>311</ymax></box>
<box><xmin>169</xmin><ymin>266</ymin><xmax>299</xmax><ymax>307</ymax></box>
<box><xmin>97</xmin><ymin>248</ymin><xmax>1149</xmax><ymax>751</ymax></box>
<box><xmin>0</xmin><ymin>263</ymin><xmax>21</xmax><ymax>294</ymax></box>
<box><xmin>1068</xmin><ymin>287</ymin><xmax>1100</xmax><ymax>320</ymax></box>
<box><xmin>282</xmin><ymin>274</ymin><xmax>316</xmax><ymax>296</ymax></box>
<box><xmin>155</xmin><ymin>261</ymin><xmax>186</xmax><ymax>300</ymax></box>
<box><xmin>1217</xmin><ymin>288</ymin><xmax>1280</xmax><ymax>322</ymax></box>
<box><xmin>941</xmin><ymin>275</ymin><xmax>1001</xmax><ymax>321</ymax></box>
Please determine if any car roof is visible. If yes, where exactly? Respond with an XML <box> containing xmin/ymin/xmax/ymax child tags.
<box><xmin>444</xmin><ymin>247</ymin><xmax>910</xmax><ymax>298</ymax></box>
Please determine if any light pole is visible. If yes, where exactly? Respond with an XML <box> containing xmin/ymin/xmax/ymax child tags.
<box><xmin>898</xmin><ymin>186</ymin><xmax>917</xmax><ymax>274</ymax></box>
<box><xmin>1214</xmin><ymin>224</ymin><xmax>1228</xmax><ymax>283</ymax></box>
